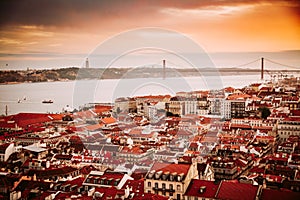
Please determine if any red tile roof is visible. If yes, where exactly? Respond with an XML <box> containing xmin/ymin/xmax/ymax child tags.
<box><xmin>283</xmin><ymin>117</ymin><xmax>300</xmax><ymax>122</ymax></box>
<box><xmin>85</xmin><ymin>123</ymin><xmax>103</xmax><ymax>131</ymax></box>
<box><xmin>184</xmin><ymin>179</ymin><xmax>219</xmax><ymax>198</ymax></box>
<box><xmin>101</xmin><ymin>117</ymin><xmax>117</xmax><ymax>124</ymax></box>
<box><xmin>250</xmin><ymin>83</ymin><xmax>261</xmax><ymax>87</ymax></box>
<box><xmin>80</xmin><ymin>165</ymin><xmax>97</xmax><ymax>175</ymax></box>
<box><xmin>121</xmin><ymin>145</ymin><xmax>149</xmax><ymax>154</ymax></box>
<box><xmin>227</xmin><ymin>94</ymin><xmax>250</xmax><ymax>100</ymax></box>
<box><xmin>260</xmin><ymin>188</ymin><xmax>300</xmax><ymax>200</ymax></box>
<box><xmin>135</xmin><ymin>95</ymin><xmax>171</xmax><ymax>99</ymax></box>
<box><xmin>93</xmin><ymin>105</ymin><xmax>112</xmax><ymax>114</ymax></box>
<box><xmin>150</xmin><ymin>162</ymin><xmax>191</xmax><ymax>176</ymax></box>
<box><xmin>0</xmin><ymin>113</ymin><xmax>62</xmax><ymax>128</ymax></box>
<box><xmin>0</xmin><ymin>143</ymin><xmax>11</xmax><ymax>153</ymax></box>
<box><xmin>216</xmin><ymin>181</ymin><xmax>259</xmax><ymax>200</ymax></box>
<box><xmin>74</xmin><ymin>110</ymin><xmax>97</xmax><ymax>119</ymax></box>
<box><xmin>177</xmin><ymin>129</ymin><xmax>193</xmax><ymax>136</ymax></box>
<box><xmin>224</xmin><ymin>87</ymin><xmax>235</xmax><ymax>93</ymax></box>
<box><xmin>54</xmin><ymin>192</ymin><xmax>92</xmax><ymax>200</ymax></box>
<box><xmin>249</xmin><ymin>165</ymin><xmax>265</xmax><ymax>174</ymax></box>
<box><xmin>230</xmin><ymin>124</ymin><xmax>252</xmax><ymax>129</ymax></box>
<box><xmin>61</xmin><ymin>177</ymin><xmax>85</xmax><ymax>187</ymax></box>
<box><xmin>27</xmin><ymin>166</ymin><xmax>78</xmax><ymax>178</ymax></box>
<box><xmin>134</xmin><ymin>193</ymin><xmax>169</xmax><ymax>200</ymax></box>
<box><xmin>97</xmin><ymin>172</ymin><xmax>124</xmax><ymax>180</ymax></box>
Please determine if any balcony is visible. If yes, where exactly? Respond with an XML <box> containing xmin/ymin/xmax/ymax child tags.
<box><xmin>152</xmin><ymin>187</ymin><xmax>175</xmax><ymax>193</ymax></box>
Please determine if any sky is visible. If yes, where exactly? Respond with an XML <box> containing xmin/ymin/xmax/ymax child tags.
<box><xmin>0</xmin><ymin>0</ymin><xmax>299</xmax><ymax>70</ymax></box>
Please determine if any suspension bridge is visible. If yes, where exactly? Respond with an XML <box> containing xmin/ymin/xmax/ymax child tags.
<box><xmin>150</xmin><ymin>57</ymin><xmax>300</xmax><ymax>81</ymax></box>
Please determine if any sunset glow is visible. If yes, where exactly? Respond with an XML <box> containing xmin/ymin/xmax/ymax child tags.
<box><xmin>0</xmin><ymin>0</ymin><xmax>299</xmax><ymax>69</ymax></box>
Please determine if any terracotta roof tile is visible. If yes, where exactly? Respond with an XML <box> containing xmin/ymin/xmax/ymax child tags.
<box><xmin>185</xmin><ymin>179</ymin><xmax>219</xmax><ymax>198</ymax></box>
<box><xmin>261</xmin><ymin>188</ymin><xmax>300</xmax><ymax>200</ymax></box>
<box><xmin>150</xmin><ymin>162</ymin><xmax>191</xmax><ymax>176</ymax></box>
<box><xmin>216</xmin><ymin>181</ymin><xmax>259</xmax><ymax>200</ymax></box>
<box><xmin>101</xmin><ymin>117</ymin><xmax>117</xmax><ymax>124</ymax></box>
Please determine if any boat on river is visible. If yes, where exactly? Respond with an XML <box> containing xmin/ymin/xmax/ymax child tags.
<box><xmin>42</xmin><ymin>100</ymin><xmax>53</xmax><ymax>104</ymax></box>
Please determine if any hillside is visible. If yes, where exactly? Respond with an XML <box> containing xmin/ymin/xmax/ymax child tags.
<box><xmin>0</xmin><ymin>67</ymin><xmax>279</xmax><ymax>84</ymax></box>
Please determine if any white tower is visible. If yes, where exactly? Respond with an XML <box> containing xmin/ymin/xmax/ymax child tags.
<box><xmin>85</xmin><ymin>58</ymin><xmax>89</xmax><ymax>68</ymax></box>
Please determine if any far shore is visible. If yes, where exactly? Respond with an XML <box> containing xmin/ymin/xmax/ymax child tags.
<box><xmin>1</xmin><ymin>67</ymin><xmax>299</xmax><ymax>85</ymax></box>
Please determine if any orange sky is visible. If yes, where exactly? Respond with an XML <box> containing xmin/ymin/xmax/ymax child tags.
<box><xmin>0</xmin><ymin>0</ymin><xmax>299</xmax><ymax>69</ymax></box>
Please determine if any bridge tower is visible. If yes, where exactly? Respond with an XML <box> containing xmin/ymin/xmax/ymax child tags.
<box><xmin>85</xmin><ymin>58</ymin><xmax>89</xmax><ymax>68</ymax></box>
<box><xmin>261</xmin><ymin>57</ymin><xmax>264</xmax><ymax>80</ymax></box>
<box><xmin>163</xmin><ymin>59</ymin><xmax>166</xmax><ymax>80</ymax></box>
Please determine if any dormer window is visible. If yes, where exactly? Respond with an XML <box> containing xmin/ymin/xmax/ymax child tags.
<box><xmin>114</xmin><ymin>179</ymin><xmax>120</xmax><ymax>186</ymax></box>
<box><xmin>199</xmin><ymin>186</ymin><xmax>206</xmax><ymax>193</ymax></box>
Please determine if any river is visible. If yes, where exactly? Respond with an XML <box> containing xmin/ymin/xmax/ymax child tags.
<box><xmin>0</xmin><ymin>75</ymin><xmax>265</xmax><ymax>115</ymax></box>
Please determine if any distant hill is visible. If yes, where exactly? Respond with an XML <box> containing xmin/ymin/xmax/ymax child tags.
<box><xmin>0</xmin><ymin>67</ymin><xmax>298</xmax><ymax>84</ymax></box>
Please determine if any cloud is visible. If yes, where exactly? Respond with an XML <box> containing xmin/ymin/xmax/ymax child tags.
<box><xmin>0</xmin><ymin>0</ymin><xmax>299</xmax><ymax>28</ymax></box>
<box><xmin>0</xmin><ymin>0</ymin><xmax>299</xmax><ymax>60</ymax></box>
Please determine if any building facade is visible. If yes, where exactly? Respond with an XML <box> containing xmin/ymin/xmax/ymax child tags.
<box><xmin>144</xmin><ymin>161</ymin><xmax>198</xmax><ymax>200</ymax></box>
<box><xmin>277</xmin><ymin>117</ymin><xmax>300</xmax><ymax>141</ymax></box>
<box><xmin>0</xmin><ymin>143</ymin><xmax>14</xmax><ymax>162</ymax></box>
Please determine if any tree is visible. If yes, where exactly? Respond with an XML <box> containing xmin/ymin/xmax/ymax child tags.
<box><xmin>258</xmin><ymin>107</ymin><xmax>271</xmax><ymax>119</ymax></box>
<box><xmin>116</xmin><ymin>107</ymin><xmax>121</xmax><ymax>114</ymax></box>
<box><xmin>166</xmin><ymin>111</ymin><xmax>180</xmax><ymax>117</ymax></box>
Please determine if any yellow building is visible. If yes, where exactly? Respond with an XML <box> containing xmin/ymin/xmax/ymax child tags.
<box><xmin>144</xmin><ymin>161</ymin><xmax>198</xmax><ymax>200</ymax></box>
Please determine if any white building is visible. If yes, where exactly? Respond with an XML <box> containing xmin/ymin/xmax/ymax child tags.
<box><xmin>277</xmin><ymin>117</ymin><xmax>300</xmax><ymax>141</ymax></box>
<box><xmin>221</xmin><ymin>100</ymin><xmax>231</xmax><ymax>119</ymax></box>
<box><xmin>184</xmin><ymin>100</ymin><xmax>198</xmax><ymax>115</ymax></box>
<box><xmin>197</xmin><ymin>97</ymin><xmax>209</xmax><ymax>116</ymax></box>
<box><xmin>169</xmin><ymin>97</ymin><xmax>198</xmax><ymax>116</ymax></box>
<box><xmin>208</xmin><ymin>97</ymin><xmax>224</xmax><ymax>115</ymax></box>
<box><xmin>147</xmin><ymin>102</ymin><xmax>166</xmax><ymax>122</ymax></box>
<box><xmin>0</xmin><ymin>143</ymin><xmax>14</xmax><ymax>162</ymax></box>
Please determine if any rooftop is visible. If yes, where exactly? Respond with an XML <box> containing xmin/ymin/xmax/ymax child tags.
<box><xmin>260</xmin><ymin>188</ymin><xmax>300</xmax><ymax>200</ymax></box>
<box><xmin>184</xmin><ymin>179</ymin><xmax>219</xmax><ymax>198</ymax></box>
<box><xmin>216</xmin><ymin>181</ymin><xmax>259</xmax><ymax>200</ymax></box>
<box><xmin>149</xmin><ymin>162</ymin><xmax>191</xmax><ymax>176</ymax></box>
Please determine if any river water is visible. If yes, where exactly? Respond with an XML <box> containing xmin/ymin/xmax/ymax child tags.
<box><xmin>0</xmin><ymin>75</ymin><xmax>265</xmax><ymax>115</ymax></box>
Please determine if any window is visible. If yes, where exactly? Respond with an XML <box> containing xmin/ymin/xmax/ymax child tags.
<box><xmin>148</xmin><ymin>182</ymin><xmax>151</xmax><ymax>187</ymax></box>
<box><xmin>169</xmin><ymin>184</ymin><xmax>173</xmax><ymax>190</ymax></box>
<box><xmin>177</xmin><ymin>185</ymin><xmax>181</xmax><ymax>191</ymax></box>
<box><xmin>155</xmin><ymin>182</ymin><xmax>158</xmax><ymax>188</ymax></box>
<box><xmin>162</xmin><ymin>183</ymin><xmax>166</xmax><ymax>189</ymax></box>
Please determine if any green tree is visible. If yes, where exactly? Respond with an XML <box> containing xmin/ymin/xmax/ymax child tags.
<box><xmin>116</xmin><ymin>107</ymin><xmax>121</xmax><ymax>114</ymax></box>
<box><xmin>258</xmin><ymin>107</ymin><xmax>271</xmax><ymax>119</ymax></box>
